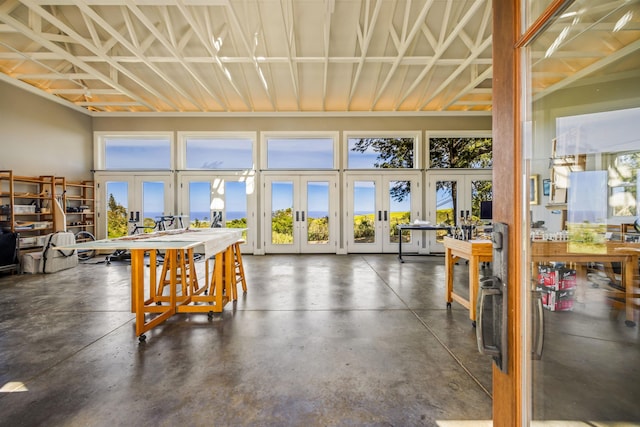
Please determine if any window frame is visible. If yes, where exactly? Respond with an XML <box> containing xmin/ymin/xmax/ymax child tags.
<box><xmin>425</xmin><ymin>130</ymin><xmax>493</xmax><ymax>170</ymax></box>
<box><xmin>177</xmin><ymin>131</ymin><xmax>257</xmax><ymax>171</ymax></box>
<box><xmin>260</xmin><ymin>131</ymin><xmax>339</xmax><ymax>170</ymax></box>
<box><xmin>94</xmin><ymin>131</ymin><xmax>175</xmax><ymax>171</ymax></box>
<box><xmin>343</xmin><ymin>131</ymin><xmax>421</xmax><ymax>170</ymax></box>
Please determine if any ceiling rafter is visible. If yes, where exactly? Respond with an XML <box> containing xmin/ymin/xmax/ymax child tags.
<box><xmin>395</xmin><ymin>0</ymin><xmax>485</xmax><ymax>110</ymax></box>
<box><xmin>279</xmin><ymin>0</ymin><xmax>299</xmax><ymax>110</ymax></box>
<box><xmin>175</xmin><ymin>0</ymin><xmax>248</xmax><ymax>110</ymax></box>
<box><xmin>68</xmin><ymin>2</ymin><xmax>191</xmax><ymax>111</ymax></box>
<box><xmin>225</xmin><ymin>0</ymin><xmax>275</xmax><ymax>110</ymax></box>
<box><xmin>442</xmin><ymin>65</ymin><xmax>492</xmax><ymax>110</ymax></box>
<box><xmin>418</xmin><ymin>36</ymin><xmax>491</xmax><ymax>110</ymax></box>
<box><xmin>347</xmin><ymin>0</ymin><xmax>382</xmax><ymax>108</ymax></box>
<box><xmin>124</xmin><ymin>0</ymin><xmax>222</xmax><ymax>110</ymax></box>
<box><xmin>321</xmin><ymin>0</ymin><xmax>333</xmax><ymax>110</ymax></box>
<box><xmin>370</xmin><ymin>0</ymin><xmax>434</xmax><ymax>109</ymax></box>
<box><xmin>0</xmin><ymin>1</ymin><xmax>159</xmax><ymax>110</ymax></box>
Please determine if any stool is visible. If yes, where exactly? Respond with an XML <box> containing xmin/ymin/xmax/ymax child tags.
<box><xmin>156</xmin><ymin>249</ymin><xmax>199</xmax><ymax>300</ymax></box>
<box><xmin>231</xmin><ymin>240</ymin><xmax>247</xmax><ymax>300</ymax></box>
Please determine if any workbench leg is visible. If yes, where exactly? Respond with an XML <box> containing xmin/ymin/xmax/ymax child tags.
<box><xmin>469</xmin><ymin>255</ymin><xmax>479</xmax><ymax>323</ymax></box>
<box><xmin>445</xmin><ymin>248</ymin><xmax>454</xmax><ymax>307</ymax></box>
<box><xmin>624</xmin><ymin>257</ymin><xmax>637</xmax><ymax>327</ymax></box>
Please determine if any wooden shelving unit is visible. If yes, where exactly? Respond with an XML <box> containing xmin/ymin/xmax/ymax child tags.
<box><xmin>0</xmin><ymin>170</ymin><xmax>60</xmax><ymax>252</ymax></box>
<box><xmin>62</xmin><ymin>179</ymin><xmax>96</xmax><ymax>239</ymax></box>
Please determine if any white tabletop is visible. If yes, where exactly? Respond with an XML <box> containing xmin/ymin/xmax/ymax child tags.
<box><xmin>63</xmin><ymin>228</ymin><xmax>244</xmax><ymax>259</ymax></box>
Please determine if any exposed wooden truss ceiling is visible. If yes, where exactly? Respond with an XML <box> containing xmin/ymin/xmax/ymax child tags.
<box><xmin>0</xmin><ymin>0</ymin><xmax>638</xmax><ymax>116</ymax></box>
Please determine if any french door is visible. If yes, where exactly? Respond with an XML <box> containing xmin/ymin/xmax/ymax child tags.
<box><xmin>95</xmin><ymin>173</ymin><xmax>174</xmax><ymax>239</ymax></box>
<box><xmin>177</xmin><ymin>172</ymin><xmax>256</xmax><ymax>254</ymax></box>
<box><xmin>345</xmin><ymin>172</ymin><xmax>421</xmax><ymax>253</ymax></box>
<box><xmin>263</xmin><ymin>173</ymin><xmax>338</xmax><ymax>254</ymax></box>
<box><xmin>426</xmin><ymin>171</ymin><xmax>492</xmax><ymax>253</ymax></box>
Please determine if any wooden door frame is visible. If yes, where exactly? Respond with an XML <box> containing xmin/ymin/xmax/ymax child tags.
<box><xmin>493</xmin><ymin>1</ymin><xmax>572</xmax><ymax>425</ymax></box>
<box><xmin>492</xmin><ymin>1</ymin><xmax>521</xmax><ymax>425</ymax></box>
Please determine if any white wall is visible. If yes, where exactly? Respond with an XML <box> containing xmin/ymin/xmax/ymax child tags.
<box><xmin>0</xmin><ymin>81</ymin><xmax>93</xmax><ymax>180</ymax></box>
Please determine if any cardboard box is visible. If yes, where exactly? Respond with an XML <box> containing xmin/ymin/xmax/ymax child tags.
<box><xmin>540</xmin><ymin>288</ymin><xmax>575</xmax><ymax>311</ymax></box>
<box><xmin>538</xmin><ymin>265</ymin><xmax>577</xmax><ymax>290</ymax></box>
<box><xmin>14</xmin><ymin>205</ymin><xmax>36</xmax><ymax>214</ymax></box>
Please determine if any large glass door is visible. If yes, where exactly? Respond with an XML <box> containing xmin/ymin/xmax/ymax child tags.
<box><xmin>95</xmin><ymin>173</ymin><xmax>173</xmax><ymax>239</ymax></box>
<box><xmin>177</xmin><ymin>172</ymin><xmax>256</xmax><ymax>253</ymax></box>
<box><xmin>426</xmin><ymin>171</ymin><xmax>492</xmax><ymax>253</ymax></box>
<box><xmin>263</xmin><ymin>174</ymin><xmax>338</xmax><ymax>254</ymax></box>
<box><xmin>520</xmin><ymin>1</ymin><xmax>640</xmax><ymax>424</ymax></box>
<box><xmin>345</xmin><ymin>172</ymin><xmax>421</xmax><ymax>253</ymax></box>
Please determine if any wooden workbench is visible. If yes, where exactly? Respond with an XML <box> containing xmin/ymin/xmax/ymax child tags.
<box><xmin>64</xmin><ymin>228</ymin><xmax>244</xmax><ymax>340</ymax></box>
<box><xmin>443</xmin><ymin>236</ymin><xmax>493</xmax><ymax>325</ymax></box>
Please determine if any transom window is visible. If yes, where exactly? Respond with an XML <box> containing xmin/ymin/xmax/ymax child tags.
<box><xmin>263</xmin><ymin>134</ymin><xmax>336</xmax><ymax>169</ymax></box>
<box><xmin>346</xmin><ymin>133</ymin><xmax>418</xmax><ymax>169</ymax></box>
<box><xmin>182</xmin><ymin>135</ymin><xmax>254</xmax><ymax>170</ymax></box>
<box><xmin>429</xmin><ymin>136</ymin><xmax>492</xmax><ymax>168</ymax></box>
<box><xmin>95</xmin><ymin>132</ymin><xmax>173</xmax><ymax>170</ymax></box>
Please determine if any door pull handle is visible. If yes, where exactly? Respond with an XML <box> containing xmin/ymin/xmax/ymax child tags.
<box><xmin>301</xmin><ymin>211</ymin><xmax>305</xmax><ymax>221</ymax></box>
<box><xmin>378</xmin><ymin>210</ymin><xmax>382</xmax><ymax>221</ymax></box>
<box><xmin>295</xmin><ymin>211</ymin><xmax>299</xmax><ymax>221</ymax></box>
<box><xmin>532</xmin><ymin>290</ymin><xmax>544</xmax><ymax>360</ymax></box>
<box><xmin>384</xmin><ymin>210</ymin><xmax>388</xmax><ymax>221</ymax></box>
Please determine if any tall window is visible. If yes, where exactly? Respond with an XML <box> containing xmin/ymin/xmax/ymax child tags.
<box><xmin>609</xmin><ymin>151</ymin><xmax>639</xmax><ymax>217</ymax></box>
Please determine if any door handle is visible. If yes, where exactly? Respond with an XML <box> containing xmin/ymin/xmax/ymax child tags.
<box><xmin>476</xmin><ymin>222</ymin><xmax>509</xmax><ymax>373</ymax></box>
<box><xmin>378</xmin><ymin>210</ymin><xmax>382</xmax><ymax>221</ymax></box>
<box><xmin>384</xmin><ymin>210</ymin><xmax>388</xmax><ymax>221</ymax></box>
<box><xmin>532</xmin><ymin>290</ymin><xmax>544</xmax><ymax>360</ymax></box>
<box><xmin>477</xmin><ymin>278</ymin><xmax>502</xmax><ymax>359</ymax></box>
<box><xmin>301</xmin><ymin>211</ymin><xmax>305</xmax><ymax>221</ymax></box>
<box><xmin>295</xmin><ymin>211</ymin><xmax>299</xmax><ymax>221</ymax></box>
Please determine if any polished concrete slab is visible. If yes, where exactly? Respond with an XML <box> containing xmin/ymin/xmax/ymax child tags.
<box><xmin>0</xmin><ymin>254</ymin><xmax>493</xmax><ymax>426</ymax></box>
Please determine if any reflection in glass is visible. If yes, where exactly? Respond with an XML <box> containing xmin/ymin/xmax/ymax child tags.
<box><xmin>306</xmin><ymin>181</ymin><xmax>329</xmax><ymax>245</ymax></box>
<box><xmin>525</xmin><ymin>0</ymin><xmax>640</xmax><ymax>422</ymax></box>
<box><xmin>353</xmin><ymin>181</ymin><xmax>375</xmax><ymax>244</ymax></box>
<box><xmin>271</xmin><ymin>181</ymin><xmax>293</xmax><ymax>244</ymax></box>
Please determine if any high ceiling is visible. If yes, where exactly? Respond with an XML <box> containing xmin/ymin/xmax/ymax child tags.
<box><xmin>0</xmin><ymin>0</ymin><xmax>638</xmax><ymax>116</ymax></box>
<box><xmin>0</xmin><ymin>0</ymin><xmax>493</xmax><ymax>115</ymax></box>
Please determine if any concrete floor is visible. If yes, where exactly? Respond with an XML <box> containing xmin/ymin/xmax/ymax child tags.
<box><xmin>0</xmin><ymin>254</ymin><xmax>494</xmax><ymax>426</ymax></box>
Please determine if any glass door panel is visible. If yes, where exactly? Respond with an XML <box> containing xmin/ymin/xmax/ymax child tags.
<box><xmin>178</xmin><ymin>174</ymin><xmax>255</xmax><ymax>253</ymax></box>
<box><xmin>269</xmin><ymin>180</ymin><xmax>295</xmax><ymax>248</ymax></box>
<box><xmin>264</xmin><ymin>174</ymin><xmax>337</xmax><ymax>254</ymax></box>
<box><xmin>346</xmin><ymin>173</ymin><xmax>420</xmax><ymax>253</ymax></box>
<box><xmin>353</xmin><ymin>180</ymin><xmax>377</xmax><ymax>246</ymax></box>
<box><xmin>95</xmin><ymin>174</ymin><xmax>173</xmax><ymax>240</ymax></box>
<box><xmin>188</xmin><ymin>181</ymin><xmax>212</xmax><ymax>228</ymax></box>
<box><xmin>386</xmin><ymin>179</ymin><xmax>412</xmax><ymax>252</ymax></box>
<box><xmin>522</xmin><ymin>0</ymin><xmax>640</xmax><ymax>423</ymax></box>
<box><xmin>141</xmin><ymin>181</ymin><xmax>166</xmax><ymax>232</ymax></box>
<box><xmin>305</xmin><ymin>181</ymin><xmax>330</xmax><ymax>246</ymax></box>
<box><xmin>427</xmin><ymin>172</ymin><xmax>491</xmax><ymax>253</ymax></box>
<box><xmin>105</xmin><ymin>181</ymin><xmax>129</xmax><ymax>239</ymax></box>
